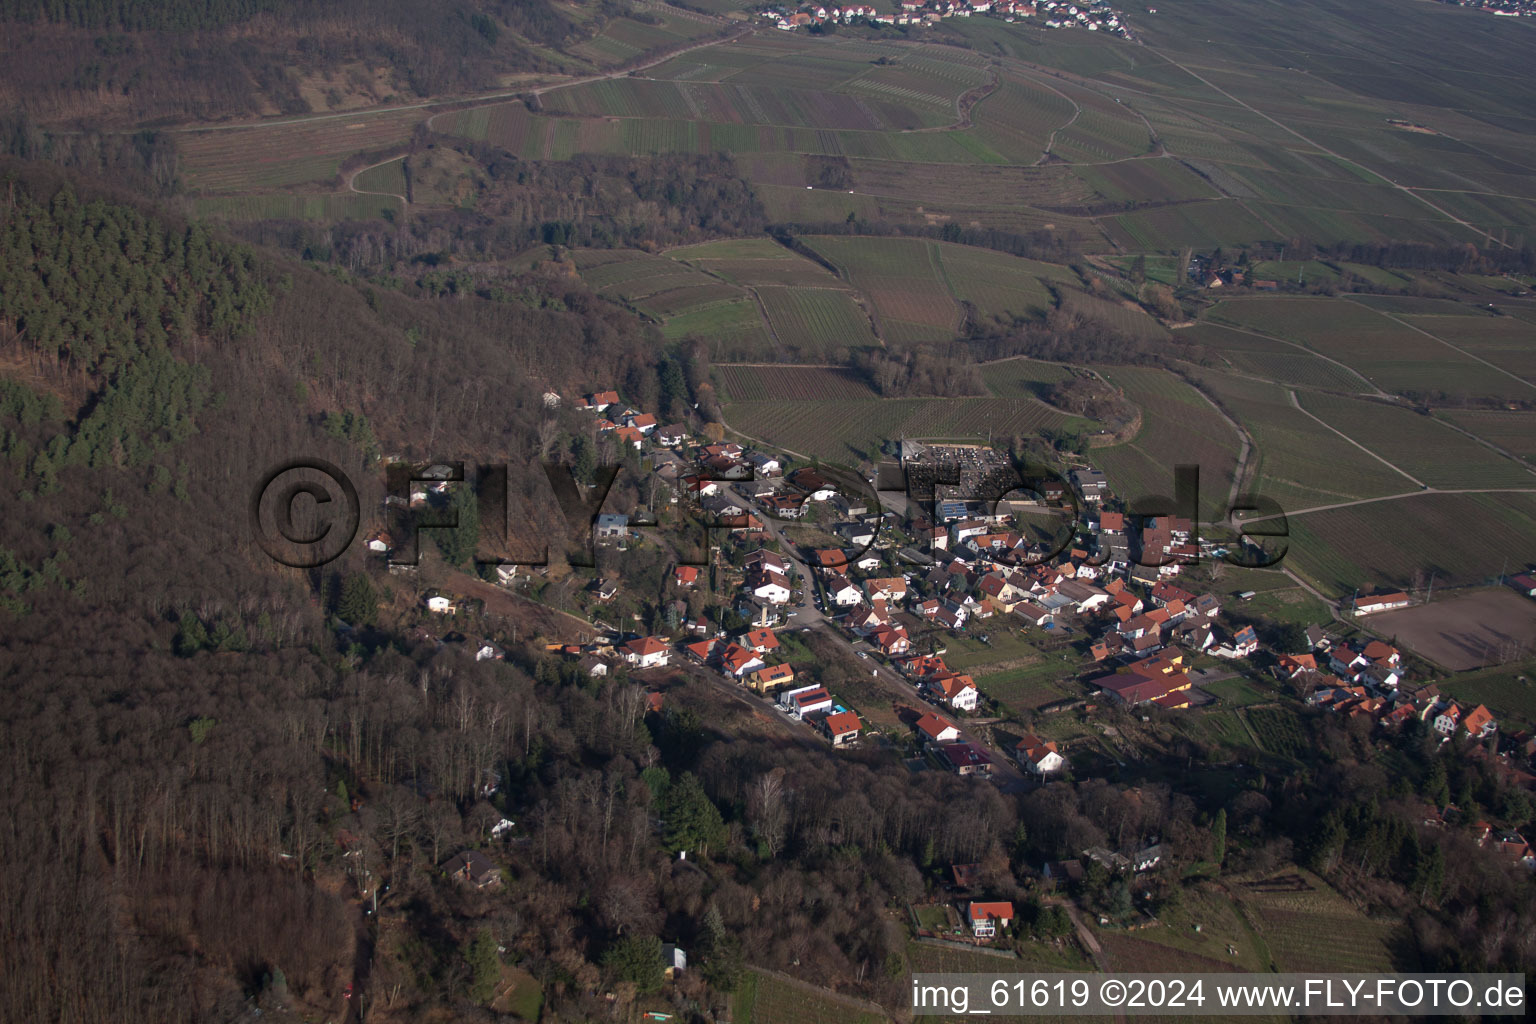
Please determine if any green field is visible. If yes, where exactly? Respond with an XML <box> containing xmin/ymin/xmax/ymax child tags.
<box><xmin>1193</xmin><ymin>369</ymin><xmax>1414</xmax><ymax>510</ymax></box>
<box><xmin>936</xmin><ymin>245</ymin><xmax>1078</xmax><ymax>324</ymax></box>
<box><xmin>803</xmin><ymin>236</ymin><xmax>961</xmax><ymax>344</ymax></box>
<box><xmin>756</xmin><ymin>287</ymin><xmax>878</xmax><ymax>351</ymax></box>
<box><xmin>982</xmin><ymin>359</ymin><xmax>1077</xmax><ymax>400</ymax></box>
<box><xmin>352</xmin><ymin>157</ymin><xmax>407</xmax><ymax>197</ymax></box>
<box><xmin>660</xmin><ymin>298</ymin><xmax>774</xmax><ymax>348</ymax></box>
<box><xmin>1090</xmin><ymin>367</ymin><xmax>1240</xmax><ymax>521</ymax></box>
<box><xmin>716</xmin><ymin>365</ymin><xmax>878</xmax><ymax>403</ymax></box>
<box><xmin>1437</xmin><ymin>659</ymin><xmax>1536</xmax><ymax>730</ymax></box>
<box><xmin>732</xmin><ymin>969</ymin><xmax>883</xmax><ymax>1024</ymax></box>
<box><xmin>975</xmin><ymin>665</ymin><xmax>1078</xmax><ymax>711</ymax></box>
<box><xmin>1236</xmin><ymin>872</ymin><xmax>1398</xmax><ymax>973</ymax></box>
<box><xmin>1285</xmin><ymin>492</ymin><xmax>1536</xmax><ymax>597</ymax></box>
<box><xmin>1297</xmin><ymin>392</ymin><xmax>1536</xmax><ymax>489</ymax></box>
<box><xmin>1209</xmin><ymin>297</ymin><xmax>1530</xmax><ymax>402</ymax></box>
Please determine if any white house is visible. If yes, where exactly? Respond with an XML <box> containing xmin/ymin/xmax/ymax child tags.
<box><xmin>1354</xmin><ymin>592</ymin><xmax>1411</xmax><ymax>616</ymax></box>
<box><xmin>751</xmin><ymin>572</ymin><xmax>792</xmax><ymax>605</ymax></box>
<box><xmin>746</xmin><ymin>452</ymin><xmax>782</xmax><ymax>476</ymax></box>
<box><xmin>967</xmin><ymin>901</ymin><xmax>1014</xmax><ymax>938</ymax></box>
<box><xmin>779</xmin><ymin>684</ymin><xmax>834</xmax><ymax>719</ymax></box>
<box><xmin>928</xmin><ymin>673</ymin><xmax>979</xmax><ymax>712</ymax></box>
<box><xmin>1016</xmin><ymin>734</ymin><xmax>1063</xmax><ymax>775</ymax></box>
<box><xmin>624</xmin><ymin>636</ymin><xmax>671</xmax><ymax>669</ymax></box>
<box><xmin>425</xmin><ymin>595</ymin><xmax>456</xmax><ymax>614</ymax></box>
<box><xmin>829</xmin><ymin>581</ymin><xmax>865</xmax><ymax>607</ymax></box>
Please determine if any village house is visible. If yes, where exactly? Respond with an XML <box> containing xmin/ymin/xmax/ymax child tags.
<box><xmin>747</xmin><ymin>663</ymin><xmax>796</xmax><ymax>694</ymax></box>
<box><xmin>746</xmin><ymin>549</ymin><xmax>788</xmax><ymax>575</ymax></box>
<box><xmin>1508</xmin><ymin>572</ymin><xmax>1536</xmax><ymax>598</ymax></box>
<box><xmin>583</xmin><ymin>390</ymin><xmax>619</xmax><ymax>411</ymax></box>
<box><xmin>828</xmin><ymin>579</ymin><xmax>865</xmax><ymax>607</ymax></box>
<box><xmin>746</xmin><ymin>451</ymin><xmax>783</xmax><ymax>476</ymax></box>
<box><xmin>624</xmin><ymin>636</ymin><xmax>671</xmax><ymax>670</ymax></box>
<box><xmin>914</xmin><ymin>711</ymin><xmax>961</xmax><ymax>745</ymax></box>
<box><xmin>722</xmin><ymin>643</ymin><xmax>766</xmax><ymax>679</ymax></box>
<box><xmin>967</xmin><ymin>901</ymin><xmax>1014</xmax><ymax>938</ymax></box>
<box><xmin>1094</xmin><ymin>655</ymin><xmax>1194</xmax><ymax>707</ymax></box>
<box><xmin>442</xmin><ymin>850</ymin><xmax>501</xmax><ymax>889</ymax></box>
<box><xmin>849</xmin><ymin>601</ymin><xmax>893</xmax><ymax>634</ymax></box>
<box><xmin>763</xmin><ymin>493</ymin><xmax>807</xmax><ymax>518</ymax></box>
<box><xmin>750</xmin><ymin>571</ymin><xmax>792</xmax><ymax>605</ymax></box>
<box><xmin>789</xmin><ymin>468</ymin><xmax>837</xmax><ymax>501</ymax></box>
<box><xmin>926</xmin><ymin>672</ymin><xmax>979</xmax><ymax>712</ymax></box>
<box><xmin>1069</xmin><ymin>467</ymin><xmax>1109</xmax><ymax>502</ymax></box>
<box><xmin>743</xmin><ymin>627</ymin><xmax>781</xmax><ymax>654</ymax></box>
<box><xmin>595</xmin><ymin>513</ymin><xmax>630</xmax><ymax>542</ymax></box>
<box><xmin>817</xmin><ymin>708</ymin><xmax>862</xmax><ymax>747</ymax></box>
<box><xmin>779</xmin><ymin>684</ymin><xmax>834</xmax><ymax>720</ymax></box>
<box><xmin>938</xmin><ymin>741</ymin><xmax>993</xmax><ymax>776</ymax></box>
<box><xmin>655</xmin><ymin>424</ymin><xmax>688</xmax><ymax>446</ymax></box>
<box><xmin>1016</xmin><ymin>734</ymin><xmax>1063</xmax><ymax>775</ymax></box>
<box><xmin>871</xmin><ymin>625</ymin><xmax>912</xmax><ymax>656</ymax></box>
<box><xmin>674</xmin><ymin>565</ymin><xmax>700</xmax><ymax>588</ymax></box>
<box><xmin>863</xmin><ymin>576</ymin><xmax>908</xmax><ymax>602</ymax></box>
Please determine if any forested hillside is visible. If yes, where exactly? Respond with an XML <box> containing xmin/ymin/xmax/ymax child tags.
<box><xmin>0</xmin><ymin>0</ymin><xmax>587</xmax><ymax>126</ymax></box>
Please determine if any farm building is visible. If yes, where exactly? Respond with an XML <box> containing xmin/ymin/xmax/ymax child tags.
<box><xmin>1353</xmin><ymin>591</ymin><xmax>1411</xmax><ymax>616</ymax></box>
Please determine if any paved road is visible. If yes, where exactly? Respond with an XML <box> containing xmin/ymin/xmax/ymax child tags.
<box><xmin>705</xmin><ymin>471</ymin><xmax>1031</xmax><ymax>793</ymax></box>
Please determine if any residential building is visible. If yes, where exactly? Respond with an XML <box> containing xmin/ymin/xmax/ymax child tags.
<box><xmin>967</xmin><ymin>901</ymin><xmax>1014</xmax><ymax>938</ymax></box>
<box><xmin>624</xmin><ymin>636</ymin><xmax>671</xmax><ymax>669</ymax></box>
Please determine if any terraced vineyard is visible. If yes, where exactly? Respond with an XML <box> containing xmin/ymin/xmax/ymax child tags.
<box><xmin>1439</xmin><ymin>409</ymin><xmax>1536</xmax><ymax>461</ymax></box>
<box><xmin>803</xmin><ymin>236</ymin><xmax>961</xmax><ymax>344</ymax></box>
<box><xmin>1210</xmin><ymin>297</ymin><xmax>1528</xmax><ymax>401</ymax></box>
<box><xmin>1286</xmin><ymin>492</ymin><xmax>1536</xmax><ymax>596</ymax></box>
<box><xmin>1091</xmin><ymin>367</ymin><xmax>1241</xmax><ymax>521</ymax></box>
<box><xmin>716</xmin><ymin>365</ymin><xmax>878</xmax><ymax>403</ymax></box>
<box><xmin>1399</xmin><ymin>314</ymin><xmax>1536</xmax><ymax>385</ymax></box>
<box><xmin>732</xmin><ymin>970</ymin><xmax>883</xmax><ymax>1024</ymax></box>
<box><xmin>756</xmin><ymin>287</ymin><xmax>878</xmax><ymax>351</ymax></box>
<box><xmin>1238</xmin><ymin>874</ymin><xmax>1398</xmax><ymax>973</ymax></box>
<box><xmin>1192</xmin><ymin>369</ymin><xmax>1413</xmax><ymax>509</ymax></box>
<box><xmin>1178</xmin><ymin>323</ymin><xmax>1374</xmax><ymax>392</ymax></box>
<box><xmin>178</xmin><ymin>109</ymin><xmax>422</xmax><ymax>192</ymax></box>
<box><xmin>1242</xmin><ymin>707</ymin><xmax>1308</xmax><ymax>760</ymax></box>
<box><xmin>1297</xmin><ymin>392</ymin><xmax>1536</xmax><ymax>488</ymax></box>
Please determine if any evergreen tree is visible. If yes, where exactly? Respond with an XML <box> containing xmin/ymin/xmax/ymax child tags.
<box><xmin>660</xmin><ymin>772</ymin><xmax>725</xmax><ymax>856</ymax></box>
<box><xmin>699</xmin><ymin>902</ymin><xmax>744</xmax><ymax>990</ymax></box>
<box><xmin>464</xmin><ymin>927</ymin><xmax>500</xmax><ymax>1004</ymax></box>
<box><xmin>435</xmin><ymin>484</ymin><xmax>480</xmax><ymax>567</ymax></box>
<box><xmin>337</xmin><ymin>572</ymin><xmax>378</xmax><ymax>626</ymax></box>
<box><xmin>174</xmin><ymin>610</ymin><xmax>208</xmax><ymax>656</ymax></box>
<box><xmin>601</xmin><ymin>934</ymin><xmax>663</xmax><ymax>994</ymax></box>
<box><xmin>1413</xmin><ymin>843</ymin><xmax>1445</xmax><ymax>903</ymax></box>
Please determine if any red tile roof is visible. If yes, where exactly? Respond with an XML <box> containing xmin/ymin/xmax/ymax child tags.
<box><xmin>823</xmin><ymin>710</ymin><xmax>860</xmax><ymax>736</ymax></box>
<box><xmin>968</xmin><ymin>901</ymin><xmax>1013</xmax><ymax>923</ymax></box>
<box><xmin>915</xmin><ymin>712</ymin><xmax>958</xmax><ymax>742</ymax></box>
